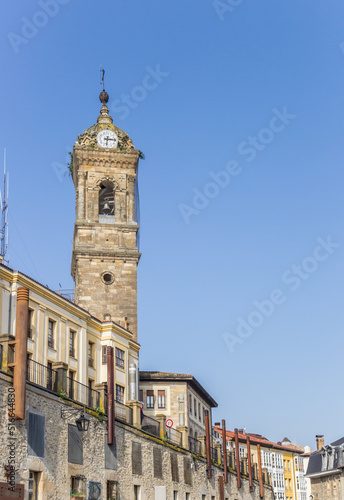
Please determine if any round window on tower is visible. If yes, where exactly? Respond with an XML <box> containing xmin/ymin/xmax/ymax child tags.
<box><xmin>101</xmin><ymin>272</ymin><xmax>114</xmax><ymax>285</ymax></box>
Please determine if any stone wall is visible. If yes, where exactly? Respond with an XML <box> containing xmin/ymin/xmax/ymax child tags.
<box><xmin>310</xmin><ymin>473</ymin><xmax>344</xmax><ymax>499</ymax></box>
<box><xmin>75</xmin><ymin>256</ymin><xmax>138</xmax><ymax>335</ymax></box>
<box><xmin>0</xmin><ymin>373</ymin><xmax>274</xmax><ymax>500</ymax></box>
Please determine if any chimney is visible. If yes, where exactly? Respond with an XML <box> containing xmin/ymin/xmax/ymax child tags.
<box><xmin>316</xmin><ymin>435</ymin><xmax>324</xmax><ymax>450</ymax></box>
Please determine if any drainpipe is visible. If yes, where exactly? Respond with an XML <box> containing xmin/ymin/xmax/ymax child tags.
<box><xmin>222</xmin><ymin>419</ymin><xmax>228</xmax><ymax>484</ymax></box>
<box><xmin>128</xmin><ymin>356</ymin><xmax>137</xmax><ymax>401</ymax></box>
<box><xmin>13</xmin><ymin>287</ymin><xmax>29</xmax><ymax>420</ymax></box>
<box><xmin>257</xmin><ymin>444</ymin><xmax>264</xmax><ymax>498</ymax></box>
<box><xmin>107</xmin><ymin>346</ymin><xmax>115</xmax><ymax>444</ymax></box>
<box><xmin>205</xmin><ymin>410</ymin><xmax>212</xmax><ymax>478</ymax></box>
<box><xmin>247</xmin><ymin>435</ymin><xmax>253</xmax><ymax>491</ymax></box>
<box><xmin>234</xmin><ymin>429</ymin><xmax>242</xmax><ymax>489</ymax></box>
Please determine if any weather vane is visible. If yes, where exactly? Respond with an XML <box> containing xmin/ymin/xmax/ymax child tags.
<box><xmin>99</xmin><ymin>67</ymin><xmax>109</xmax><ymax>105</ymax></box>
<box><xmin>100</xmin><ymin>67</ymin><xmax>105</xmax><ymax>91</ymax></box>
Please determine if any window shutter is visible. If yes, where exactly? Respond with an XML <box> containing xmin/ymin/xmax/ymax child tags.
<box><xmin>158</xmin><ymin>390</ymin><xmax>165</xmax><ymax>396</ymax></box>
<box><xmin>105</xmin><ymin>434</ymin><xmax>117</xmax><ymax>470</ymax></box>
<box><xmin>171</xmin><ymin>454</ymin><xmax>179</xmax><ymax>482</ymax></box>
<box><xmin>132</xmin><ymin>442</ymin><xmax>142</xmax><ymax>475</ymax></box>
<box><xmin>184</xmin><ymin>457</ymin><xmax>192</xmax><ymax>485</ymax></box>
<box><xmin>147</xmin><ymin>390</ymin><xmax>154</xmax><ymax>396</ymax></box>
<box><xmin>153</xmin><ymin>448</ymin><xmax>163</xmax><ymax>478</ymax></box>
<box><xmin>68</xmin><ymin>424</ymin><xmax>83</xmax><ymax>464</ymax></box>
<box><xmin>28</xmin><ymin>412</ymin><xmax>45</xmax><ymax>458</ymax></box>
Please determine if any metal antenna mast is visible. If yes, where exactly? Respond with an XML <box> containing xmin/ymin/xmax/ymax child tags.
<box><xmin>0</xmin><ymin>149</ymin><xmax>9</xmax><ymax>263</ymax></box>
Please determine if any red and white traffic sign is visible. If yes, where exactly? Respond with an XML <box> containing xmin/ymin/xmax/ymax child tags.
<box><xmin>165</xmin><ymin>419</ymin><xmax>173</xmax><ymax>428</ymax></box>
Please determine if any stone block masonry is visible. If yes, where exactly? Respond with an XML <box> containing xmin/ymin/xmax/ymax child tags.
<box><xmin>0</xmin><ymin>372</ymin><xmax>274</xmax><ymax>499</ymax></box>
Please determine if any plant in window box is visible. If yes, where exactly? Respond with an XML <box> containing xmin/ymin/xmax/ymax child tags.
<box><xmin>58</xmin><ymin>389</ymin><xmax>68</xmax><ymax>399</ymax></box>
<box><xmin>94</xmin><ymin>406</ymin><xmax>105</xmax><ymax>423</ymax></box>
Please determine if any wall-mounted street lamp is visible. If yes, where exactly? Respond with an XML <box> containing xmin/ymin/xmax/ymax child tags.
<box><xmin>61</xmin><ymin>407</ymin><xmax>90</xmax><ymax>432</ymax></box>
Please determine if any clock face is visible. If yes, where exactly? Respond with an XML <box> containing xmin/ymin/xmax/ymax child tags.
<box><xmin>97</xmin><ymin>129</ymin><xmax>118</xmax><ymax>149</ymax></box>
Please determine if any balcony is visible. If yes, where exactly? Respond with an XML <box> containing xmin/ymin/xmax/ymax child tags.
<box><xmin>27</xmin><ymin>358</ymin><xmax>58</xmax><ymax>393</ymax></box>
<box><xmin>66</xmin><ymin>376</ymin><xmax>100</xmax><ymax>408</ymax></box>
<box><xmin>26</xmin><ymin>359</ymin><xmax>101</xmax><ymax>410</ymax></box>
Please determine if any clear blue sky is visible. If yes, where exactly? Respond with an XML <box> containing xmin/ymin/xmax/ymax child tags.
<box><xmin>1</xmin><ymin>0</ymin><xmax>344</xmax><ymax>448</ymax></box>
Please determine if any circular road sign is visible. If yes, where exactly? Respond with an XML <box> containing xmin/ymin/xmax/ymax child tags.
<box><xmin>165</xmin><ymin>419</ymin><xmax>173</xmax><ymax>428</ymax></box>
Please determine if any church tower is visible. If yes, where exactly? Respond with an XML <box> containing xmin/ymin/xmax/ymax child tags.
<box><xmin>71</xmin><ymin>85</ymin><xmax>141</xmax><ymax>340</ymax></box>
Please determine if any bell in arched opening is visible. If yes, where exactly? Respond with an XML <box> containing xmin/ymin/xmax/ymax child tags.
<box><xmin>99</xmin><ymin>181</ymin><xmax>115</xmax><ymax>216</ymax></box>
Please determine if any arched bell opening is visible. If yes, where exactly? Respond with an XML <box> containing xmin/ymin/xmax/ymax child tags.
<box><xmin>99</xmin><ymin>181</ymin><xmax>115</xmax><ymax>216</ymax></box>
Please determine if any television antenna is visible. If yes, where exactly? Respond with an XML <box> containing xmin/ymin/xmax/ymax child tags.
<box><xmin>0</xmin><ymin>149</ymin><xmax>9</xmax><ymax>264</ymax></box>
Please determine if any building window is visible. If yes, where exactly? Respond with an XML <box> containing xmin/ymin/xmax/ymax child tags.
<box><xmin>139</xmin><ymin>390</ymin><xmax>143</xmax><ymax>403</ymax></box>
<box><xmin>88</xmin><ymin>379</ymin><xmax>94</xmax><ymax>407</ymax></box>
<box><xmin>134</xmin><ymin>485</ymin><xmax>141</xmax><ymax>500</ymax></box>
<box><xmin>173</xmin><ymin>491</ymin><xmax>178</xmax><ymax>500</ymax></box>
<box><xmin>198</xmin><ymin>402</ymin><xmax>201</xmax><ymax>421</ymax></box>
<box><xmin>28</xmin><ymin>471</ymin><xmax>39</xmax><ymax>500</ymax></box>
<box><xmin>70</xmin><ymin>476</ymin><xmax>86</xmax><ymax>497</ymax></box>
<box><xmin>186</xmin><ymin>493</ymin><xmax>190</xmax><ymax>500</ymax></box>
<box><xmin>147</xmin><ymin>390</ymin><xmax>154</xmax><ymax>408</ymax></box>
<box><xmin>203</xmin><ymin>407</ymin><xmax>205</xmax><ymax>424</ymax></box>
<box><xmin>69</xmin><ymin>330</ymin><xmax>76</xmax><ymax>358</ymax></box>
<box><xmin>107</xmin><ymin>481</ymin><xmax>117</xmax><ymax>500</ymax></box>
<box><xmin>88</xmin><ymin>342</ymin><xmax>94</xmax><ymax>368</ymax></box>
<box><xmin>116</xmin><ymin>384</ymin><xmax>124</xmax><ymax>404</ymax></box>
<box><xmin>189</xmin><ymin>394</ymin><xmax>192</xmax><ymax>413</ymax></box>
<box><xmin>68</xmin><ymin>371</ymin><xmax>75</xmax><ymax>400</ymax></box>
<box><xmin>102</xmin><ymin>346</ymin><xmax>107</xmax><ymax>364</ymax></box>
<box><xmin>158</xmin><ymin>390</ymin><xmax>165</xmax><ymax>409</ymax></box>
<box><xmin>48</xmin><ymin>320</ymin><xmax>55</xmax><ymax>348</ymax></box>
<box><xmin>28</xmin><ymin>309</ymin><xmax>34</xmax><ymax>339</ymax></box>
<box><xmin>194</xmin><ymin>398</ymin><xmax>197</xmax><ymax>417</ymax></box>
<box><xmin>115</xmin><ymin>348</ymin><xmax>124</xmax><ymax>369</ymax></box>
<box><xmin>47</xmin><ymin>362</ymin><xmax>53</xmax><ymax>391</ymax></box>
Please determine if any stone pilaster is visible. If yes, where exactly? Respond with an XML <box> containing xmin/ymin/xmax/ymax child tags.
<box><xmin>0</xmin><ymin>334</ymin><xmax>15</xmax><ymax>371</ymax></box>
<box><xmin>127</xmin><ymin>400</ymin><xmax>141</xmax><ymax>429</ymax></box>
<box><xmin>52</xmin><ymin>361</ymin><xmax>68</xmax><ymax>393</ymax></box>
<box><xmin>215</xmin><ymin>443</ymin><xmax>222</xmax><ymax>464</ymax></box>
<box><xmin>95</xmin><ymin>382</ymin><xmax>107</xmax><ymax>413</ymax></box>
<box><xmin>176</xmin><ymin>425</ymin><xmax>189</xmax><ymax>449</ymax></box>
<box><xmin>155</xmin><ymin>414</ymin><xmax>166</xmax><ymax>439</ymax></box>
<box><xmin>197</xmin><ymin>435</ymin><xmax>206</xmax><ymax>457</ymax></box>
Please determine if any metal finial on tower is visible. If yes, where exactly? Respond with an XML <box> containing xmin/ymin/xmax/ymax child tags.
<box><xmin>99</xmin><ymin>67</ymin><xmax>109</xmax><ymax>104</ymax></box>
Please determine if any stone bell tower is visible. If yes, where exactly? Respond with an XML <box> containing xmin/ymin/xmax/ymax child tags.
<box><xmin>71</xmin><ymin>87</ymin><xmax>141</xmax><ymax>340</ymax></box>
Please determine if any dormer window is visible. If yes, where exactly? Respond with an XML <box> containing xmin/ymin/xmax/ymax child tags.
<box><xmin>321</xmin><ymin>450</ymin><xmax>328</xmax><ymax>471</ymax></box>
